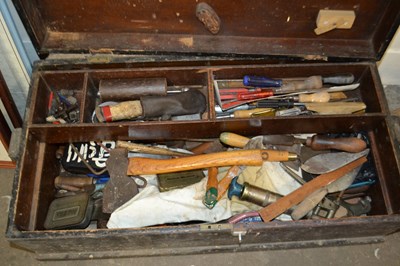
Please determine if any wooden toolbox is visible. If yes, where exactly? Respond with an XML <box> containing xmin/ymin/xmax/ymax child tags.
<box><xmin>6</xmin><ymin>0</ymin><xmax>400</xmax><ymax>260</ymax></box>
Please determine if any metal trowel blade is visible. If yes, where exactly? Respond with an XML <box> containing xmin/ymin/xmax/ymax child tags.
<box><xmin>326</xmin><ymin>166</ymin><xmax>362</xmax><ymax>193</ymax></box>
<box><xmin>301</xmin><ymin>149</ymin><xmax>370</xmax><ymax>175</ymax></box>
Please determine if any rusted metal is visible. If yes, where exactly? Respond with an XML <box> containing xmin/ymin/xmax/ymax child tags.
<box><xmin>196</xmin><ymin>2</ymin><xmax>221</xmax><ymax>34</ymax></box>
<box><xmin>102</xmin><ymin>148</ymin><xmax>142</xmax><ymax>213</ymax></box>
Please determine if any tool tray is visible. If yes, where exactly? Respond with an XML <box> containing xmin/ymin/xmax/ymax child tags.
<box><xmin>7</xmin><ymin>0</ymin><xmax>400</xmax><ymax>259</ymax></box>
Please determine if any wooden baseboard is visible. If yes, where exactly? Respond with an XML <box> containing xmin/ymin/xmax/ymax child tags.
<box><xmin>0</xmin><ymin>160</ymin><xmax>16</xmax><ymax>169</ymax></box>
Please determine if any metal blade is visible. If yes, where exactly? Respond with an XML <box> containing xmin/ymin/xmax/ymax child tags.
<box><xmin>301</xmin><ymin>149</ymin><xmax>369</xmax><ymax>175</ymax></box>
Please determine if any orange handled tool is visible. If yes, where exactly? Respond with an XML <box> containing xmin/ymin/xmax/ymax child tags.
<box><xmin>237</xmin><ymin>91</ymin><xmax>274</xmax><ymax>100</ymax></box>
<box><xmin>127</xmin><ymin>149</ymin><xmax>297</xmax><ymax>175</ymax></box>
<box><xmin>204</xmin><ymin>167</ymin><xmax>219</xmax><ymax>209</ymax></box>
<box><xmin>217</xmin><ymin>166</ymin><xmax>243</xmax><ymax>201</ymax></box>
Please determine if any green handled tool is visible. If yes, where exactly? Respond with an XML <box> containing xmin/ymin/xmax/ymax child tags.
<box><xmin>203</xmin><ymin>167</ymin><xmax>219</xmax><ymax>209</ymax></box>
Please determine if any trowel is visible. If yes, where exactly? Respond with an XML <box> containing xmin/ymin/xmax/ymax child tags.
<box><xmin>301</xmin><ymin>149</ymin><xmax>370</xmax><ymax>175</ymax></box>
<box><xmin>291</xmin><ymin>165</ymin><xmax>362</xmax><ymax>220</ymax></box>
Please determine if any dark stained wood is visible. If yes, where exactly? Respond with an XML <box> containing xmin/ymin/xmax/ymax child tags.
<box><xmin>43</xmin><ymin>32</ymin><xmax>375</xmax><ymax>59</ymax></box>
<box><xmin>25</xmin><ymin>115</ymin><xmax>385</xmax><ymax>143</ymax></box>
<box><xmin>0</xmin><ymin>71</ymin><xmax>22</xmax><ymax>128</ymax></box>
<box><xmin>12</xmin><ymin>0</ymin><xmax>47</xmax><ymax>56</ymax></box>
<box><xmin>6</xmin><ymin>215</ymin><xmax>400</xmax><ymax>259</ymax></box>
<box><xmin>0</xmin><ymin>71</ymin><xmax>23</xmax><ymax>152</ymax></box>
<box><xmin>0</xmin><ymin>110</ymin><xmax>11</xmax><ymax>150</ymax></box>
<box><xmin>13</xmin><ymin>0</ymin><xmax>400</xmax><ymax>60</ymax></box>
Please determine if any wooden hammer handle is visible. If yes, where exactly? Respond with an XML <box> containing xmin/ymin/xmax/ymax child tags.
<box><xmin>127</xmin><ymin>149</ymin><xmax>291</xmax><ymax>175</ymax></box>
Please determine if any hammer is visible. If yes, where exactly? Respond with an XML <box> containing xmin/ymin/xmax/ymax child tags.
<box><xmin>127</xmin><ymin>149</ymin><xmax>297</xmax><ymax>175</ymax></box>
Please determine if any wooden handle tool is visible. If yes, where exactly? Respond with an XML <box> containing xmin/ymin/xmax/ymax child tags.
<box><xmin>217</xmin><ymin>166</ymin><xmax>243</xmax><ymax>201</ymax></box>
<box><xmin>304</xmin><ymin>102</ymin><xmax>366</xmax><ymax>114</ymax></box>
<box><xmin>233</xmin><ymin>108</ymin><xmax>275</xmax><ymax>118</ymax></box>
<box><xmin>220</xmin><ymin>132</ymin><xmax>250</xmax><ymax>148</ymax></box>
<box><xmin>258</xmin><ymin>156</ymin><xmax>367</xmax><ymax>222</ymax></box>
<box><xmin>127</xmin><ymin>149</ymin><xmax>296</xmax><ymax>175</ymax></box>
<box><xmin>116</xmin><ymin>140</ymin><xmax>190</xmax><ymax>157</ymax></box>
<box><xmin>220</xmin><ymin>132</ymin><xmax>367</xmax><ymax>153</ymax></box>
<box><xmin>305</xmin><ymin>135</ymin><xmax>367</xmax><ymax>153</ymax></box>
<box><xmin>203</xmin><ymin>167</ymin><xmax>219</xmax><ymax>209</ymax></box>
<box><xmin>96</xmin><ymin>101</ymin><xmax>143</xmax><ymax>122</ymax></box>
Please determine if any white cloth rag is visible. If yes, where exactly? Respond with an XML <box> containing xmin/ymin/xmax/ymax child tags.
<box><xmin>107</xmin><ymin>175</ymin><xmax>232</xmax><ymax>228</ymax></box>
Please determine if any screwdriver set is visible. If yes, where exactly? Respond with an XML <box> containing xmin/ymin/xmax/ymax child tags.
<box><xmin>214</xmin><ymin>73</ymin><xmax>365</xmax><ymax>117</ymax></box>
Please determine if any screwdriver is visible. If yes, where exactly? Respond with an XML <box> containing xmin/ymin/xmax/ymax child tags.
<box><xmin>243</xmin><ymin>73</ymin><xmax>354</xmax><ymax>93</ymax></box>
<box><xmin>220</xmin><ymin>132</ymin><xmax>367</xmax><ymax>153</ymax></box>
<box><xmin>216</xmin><ymin>108</ymin><xmax>276</xmax><ymax>119</ymax></box>
<box><xmin>255</xmin><ymin>101</ymin><xmax>366</xmax><ymax>115</ymax></box>
<box><xmin>219</xmin><ymin>90</ymin><xmax>274</xmax><ymax>101</ymax></box>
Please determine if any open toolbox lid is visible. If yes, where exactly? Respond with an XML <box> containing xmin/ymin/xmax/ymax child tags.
<box><xmin>12</xmin><ymin>0</ymin><xmax>400</xmax><ymax>60</ymax></box>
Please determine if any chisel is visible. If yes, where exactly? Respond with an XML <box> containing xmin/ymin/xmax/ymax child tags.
<box><xmin>220</xmin><ymin>132</ymin><xmax>367</xmax><ymax>153</ymax></box>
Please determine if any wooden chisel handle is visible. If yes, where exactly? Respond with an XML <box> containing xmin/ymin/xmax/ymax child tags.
<box><xmin>233</xmin><ymin>108</ymin><xmax>275</xmax><ymax>118</ymax></box>
<box><xmin>304</xmin><ymin>102</ymin><xmax>366</xmax><ymax>114</ymax></box>
<box><xmin>221</xmin><ymin>132</ymin><xmax>367</xmax><ymax>153</ymax></box>
<box><xmin>306</xmin><ymin>135</ymin><xmax>367</xmax><ymax>153</ymax></box>
<box><xmin>219</xmin><ymin>132</ymin><xmax>250</xmax><ymax>148</ymax></box>
<box><xmin>217</xmin><ymin>166</ymin><xmax>242</xmax><ymax>200</ymax></box>
<box><xmin>127</xmin><ymin>149</ymin><xmax>294</xmax><ymax>175</ymax></box>
<box><xmin>96</xmin><ymin>101</ymin><xmax>143</xmax><ymax>122</ymax></box>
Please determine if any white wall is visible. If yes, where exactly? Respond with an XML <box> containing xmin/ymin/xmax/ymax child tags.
<box><xmin>378</xmin><ymin>26</ymin><xmax>400</xmax><ymax>86</ymax></box>
<box><xmin>0</xmin><ymin>142</ymin><xmax>11</xmax><ymax>161</ymax></box>
<box><xmin>0</xmin><ymin>8</ymin><xmax>30</xmax><ymax>117</ymax></box>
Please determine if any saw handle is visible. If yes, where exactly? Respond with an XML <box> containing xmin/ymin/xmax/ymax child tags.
<box><xmin>306</xmin><ymin>135</ymin><xmax>367</xmax><ymax>153</ymax></box>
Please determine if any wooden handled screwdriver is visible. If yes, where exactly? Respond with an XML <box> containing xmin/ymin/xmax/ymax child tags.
<box><xmin>220</xmin><ymin>132</ymin><xmax>367</xmax><ymax>153</ymax></box>
<box><xmin>127</xmin><ymin>149</ymin><xmax>297</xmax><ymax>175</ymax></box>
<box><xmin>243</xmin><ymin>73</ymin><xmax>354</xmax><ymax>94</ymax></box>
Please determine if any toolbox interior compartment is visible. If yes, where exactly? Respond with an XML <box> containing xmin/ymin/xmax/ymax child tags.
<box><xmin>30</xmin><ymin>72</ymin><xmax>86</xmax><ymax>124</ymax></box>
<box><xmin>9</xmin><ymin>62</ymin><xmax>400</xmax><ymax>258</ymax></box>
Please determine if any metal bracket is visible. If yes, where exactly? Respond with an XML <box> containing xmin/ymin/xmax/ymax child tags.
<box><xmin>199</xmin><ymin>223</ymin><xmax>248</xmax><ymax>244</ymax></box>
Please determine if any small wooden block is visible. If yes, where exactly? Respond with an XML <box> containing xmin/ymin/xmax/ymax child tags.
<box><xmin>315</xmin><ymin>10</ymin><xmax>356</xmax><ymax>35</ymax></box>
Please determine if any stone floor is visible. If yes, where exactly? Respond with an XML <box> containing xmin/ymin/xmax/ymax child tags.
<box><xmin>1</xmin><ymin>85</ymin><xmax>399</xmax><ymax>265</ymax></box>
